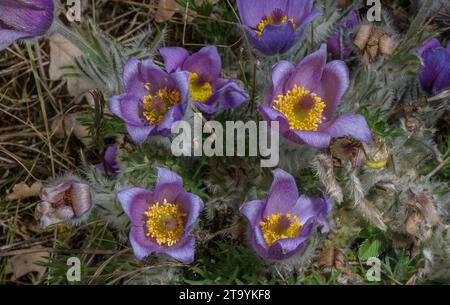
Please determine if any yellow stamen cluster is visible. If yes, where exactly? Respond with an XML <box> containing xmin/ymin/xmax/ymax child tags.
<box><xmin>255</xmin><ymin>16</ymin><xmax>297</xmax><ymax>37</ymax></box>
<box><xmin>189</xmin><ymin>73</ymin><xmax>213</xmax><ymax>103</ymax></box>
<box><xmin>273</xmin><ymin>85</ymin><xmax>326</xmax><ymax>131</ymax></box>
<box><xmin>142</xmin><ymin>88</ymin><xmax>180</xmax><ymax>125</ymax></box>
<box><xmin>260</xmin><ymin>213</ymin><xmax>301</xmax><ymax>246</ymax></box>
<box><xmin>145</xmin><ymin>199</ymin><xmax>186</xmax><ymax>246</ymax></box>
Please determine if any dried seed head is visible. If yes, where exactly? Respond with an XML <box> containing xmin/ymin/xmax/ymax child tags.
<box><xmin>405</xmin><ymin>191</ymin><xmax>441</xmax><ymax>240</ymax></box>
<box><xmin>354</xmin><ymin>25</ymin><xmax>395</xmax><ymax>65</ymax></box>
<box><xmin>330</xmin><ymin>137</ymin><xmax>362</xmax><ymax>164</ymax></box>
<box><xmin>404</xmin><ymin>115</ymin><xmax>422</xmax><ymax>133</ymax></box>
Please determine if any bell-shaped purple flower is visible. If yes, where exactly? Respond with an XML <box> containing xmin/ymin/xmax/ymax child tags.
<box><xmin>37</xmin><ymin>180</ymin><xmax>93</xmax><ymax>228</ymax></box>
<box><xmin>96</xmin><ymin>144</ymin><xmax>120</xmax><ymax>177</ymax></box>
<box><xmin>418</xmin><ymin>38</ymin><xmax>450</xmax><ymax>95</ymax></box>
<box><xmin>326</xmin><ymin>11</ymin><xmax>359</xmax><ymax>60</ymax></box>
<box><xmin>117</xmin><ymin>167</ymin><xmax>204</xmax><ymax>263</ymax></box>
<box><xmin>108</xmin><ymin>58</ymin><xmax>189</xmax><ymax>144</ymax></box>
<box><xmin>160</xmin><ymin>46</ymin><xmax>249</xmax><ymax>114</ymax></box>
<box><xmin>236</xmin><ymin>0</ymin><xmax>320</xmax><ymax>56</ymax></box>
<box><xmin>259</xmin><ymin>44</ymin><xmax>373</xmax><ymax>148</ymax></box>
<box><xmin>0</xmin><ymin>0</ymin><xmax>55</xmax><ymax>51</ymax></box>
<box><xmin>240</xmin><ymin>169</ymin><xmax>331</xmax><ymax>261</ymax></box>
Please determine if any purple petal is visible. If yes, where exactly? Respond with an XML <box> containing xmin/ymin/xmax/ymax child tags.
<box><xmin>176</xmin><ymin>191</ymin><xmax>204</xmax><ymax>232</ymax></box>
<box><xmin>257</xmin><ymin>22</ymin><xmax>296</xmax><ymax>56</ymax></box>
<box><xmin>129</xmin><ymin>226</ymin><xmax>158</xmax><ymax>260</ymax></box>
<box><xmin>236</xmin><ymin>0</ymin><xmax>266</xmax><ymax>28</ymax></box>
<box><xmin>319</xmin><ymin>114</ymin><xmax>373</xmax><ymax>144</ymax></box>
<box><xmin>97</xmin><ymin>144</ymin><xmax>119</xmax><ymax>176</ymax></box>
<box><xmin>432</xmin><ymin>67</ymin><xmax>450</xmax><ymax>95</ymax></box>
<box><xmin>240</xmin><ymin>200</ymin><xmax>265</xmax><ymax>227</ymax></box>
<box><xmin>159</xmin><ymin>47</ymin><xmax>189</xmax><ymax>73</ymax></box>
<box><xmin>286</xmin><ymin>0</ymin><xmax>314</xmax><ymax>24</ymax></box>
<box><xmin>125</xmin><ymin>124</ymin><xmax>154</xmax><ymax>145</ymax></box>
<box><xmin>418</xmin><ymin>38</ymin><xmax>441</xmax><ymax>57</ymax></box>
<box><xmin>198</xmin><ymin>80</ymin><xmax>248</xmax><ymax>114</ymax></box>
<box><xmin>271</xmin><ymin>60</ymin><xmax>295</xmax><ymax>99</ymax></box>
<box><xmin>267</xmin><ymin>220</ymin><xmax>314</xmax><ymax>260</ymax></box>
<box><xmin>242</xmin><ymin>25</ymin><xmax>271</xmax><ymax>55</ymax></box>
<box><xmin>259</xmin><ymin>104</ymin><xmax>290</xmax><ymax>134</ymax></box>
<box><xmin>139</xmin><ymin>60</ymin><xmax>170</xmax><ymax>91</ymax></box>
<box><xmin>182</xmin><ymin>45</ymin><xmax>221</xmax><ymax>82</ymax></box>
<box><xmin>0</xmin><ymin>0</ymin><xmax>54</xmax><ymax>38</ymax></box>
<box><xmin>317</xmin><ymin>60</ymin><xmax>349</xmax><ymax>121</ymax></box>
<box><xmin>123</xmin><ymin>58</ymin><xmax>146</xmax><ymax>97</ymax></box>
<box><xmin>163</xmin><ymin>235</ymin><xmax>195</xmax><ymax>264</ymax></box>
<box><xmin>420</xmin><ymin>46</ymin><xmax>450</xmax><ymax>94</ymax></box>
<box><xmin>0</xmin><ymin>29</ymin><xmax>28</xmax><ymax>51</ymax></box>
<box><xmin>108</xmin><ymin>93</ymin><xmax>144</xmax><ymax>126</ymax></box>
<box><xmin>285</xmin><ymin>44</ymin><xmax>327</xmax><ymax>92</ymax></box>
<box><xmin>263</xmin><ymin>169</ymin><xmax>299</xmax><ymax>218</ymax></box>
<box><xmin>284</xmin><ymin>129</ymin><xmax>331</xmax><ymax>148</ymax></box>
<box><xmin>104</xmin><ymin>144</ymin><xmax>118</xmax><ymax>164</ymax></box>
<box><xmin>291</xmin><ymin>195</ymin><xmax>332</xmax><ymax>233</ymax></box>
<box><xmin>117</xmin><ymin>188</ymin><xmax>153</xmax><ymax>226</ymax></box>
<box><xmin>70</xmin><ymin>182</ymin><xmax>92</xmax><ymax>217</ymax></box>
<box><xmin>156</xmin><ymin>103</ymin><xmax>184</xmax><ymax>136</ymax></box>
<box><xmin>153</xmin><ymin>167</ymin><xmax>183</xmax><ymax>203</ymax></box>
<box><xmin>240</xmin><ymin>200</ymin><xmax>269</xmax><ymax>259</ymax></box>
<box><xmin>171</xmin><ymin>70</ymin><xmax>190</xmax><ymax>102</ymax></box>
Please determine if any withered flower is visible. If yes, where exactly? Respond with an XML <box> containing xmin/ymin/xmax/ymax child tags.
<box><xmin>37</xmin><ymin>180</ymin><xmax>92</xmax><ymax>228</ymax></box>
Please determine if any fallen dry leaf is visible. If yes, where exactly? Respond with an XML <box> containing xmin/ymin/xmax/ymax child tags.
<box><xmin>6</xmin><ymin>181</ymin><xmax>43</xmax><ymax>201</ymax></box>
<box><xmin>52</xmin><ymin>112</ymin><xmax>92</xmax><ymax>147</ymax></box>
<box><xmin>48</xmin><ymin>33</ymin><xmax>95</xmax><ymax>105</ymax></box>
<box><xmin>6</xmin><ymin>250</ymin><xmax>49</xmax><ymax>284</ymax></box>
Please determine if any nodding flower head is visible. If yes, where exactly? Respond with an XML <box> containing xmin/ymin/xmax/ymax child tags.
<box><xmin>240</xmin><ymin>169</ymin><xmax>332</xmax><ymax>261</ymax></box>
<box><xmin>236</xmin><ymin>0</ymin><xmax>320</xmax><ymax>56</ymax></box>
<box><xmin>326</xmin><ymin>11</ymin><xmax>359</xmax><ymax>60</ymax></box>
<box><xmin>37</xmin><ymin>179</ymin><xmax>93</xmax><ymax>228</ymax></box>
<box><xmin>108</xmin><ymin>58</ymin><xmax>190</xmax><ymax>144</ymax></box>
<box><xmin>159</xmin><ymin>45</ymin><xmax>248</xmax><ymax>115</ymax></box>
<box><xmin>117</xmin><ymin>167</ymin><xmax>204</xmax><ymax>263</ymax></box>
<box><xmin>418</xmin><ymin>38</ymin><xmax>450</xmax><ymax>95</ymax></box>
<box><xmin>0</xmin><ymin>0</ymin><xmax>55</xmax><ymax>51</ymax></box>
<box><xmin>259</xmin><ymin>44</ymin><xmax>373</xmax><ymax>148</ymax></box>
<box><xmin>96</xmin><ymin>144</ymin><xmax>120</xmax><ymax>178</ymax></box>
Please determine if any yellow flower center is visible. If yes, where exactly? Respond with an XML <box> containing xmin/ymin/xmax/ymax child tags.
<box><xmin>142</xmin><ymin>88</ymin><xmax>180</xmax><ymax>125</ymax></box>
<box><xmin>273</xmin><ymin>85</ymin><xmax>326</xmax><ymax>131</ymax></box>
<box><xmin>189</xmin><ymin>73</ymin><xmax>213</xmax><ymax>103</ymax></box>
<box><xmin>255</xmin><ymin>15</ymin><xmax>297</xmax><ymax>37</ymax></box>
<box><xmin>260</xmin><ymin>213</ymin><xmax>301</xmax><ymax>246</ymax></box>
<box><xmin>144</xmin><ymin>199</ymin><xmax>186</xmax><ymax>246</ymax></box>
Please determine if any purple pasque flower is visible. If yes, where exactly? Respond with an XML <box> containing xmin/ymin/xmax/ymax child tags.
<box><xmin>0</xmin><ymin>0</ymin><xmax>55</xmax><ymax>51</ymax></box>
<box><xmin>326</xmin><ymin>11</ymin><xmax>359</xmax><ymax>60</ymax></box>
<box><xmin>37</xmin><ymin>180</ymin><xmax>92</xmax><ymax>228</ymax></box>
<box><xmin>108</xmin><ymin>58</ymin><xmax>189</xmax><ymax>144</ymax></box>
<box><xmin>117</xmin><ymin>167</ymin><xmax>204</xmax><ymax>263</ymax></box>
<box><xmin>159</xmin><ymin>45</ymin><xmax>248</xmax><ymax>115</ymax></box>
<box><xmin>236</xmin><ymin>0</ymin><xmax>320</xmax><ymax>56</ymax></box>
<box><xmin>240</xmin><ymin>169</ymin><xmax>331</xmax><ymax>261</ymax></box>
<box><xmin>418</xmin><ymin>38</ymin><xmax>450</xmax><ymax>95</ymax></box>
<box><xmin>259</xmin><ymin>44</ymin><xmax>373</xmax><ymax>148</ymax></box>
<box><xmin>96</xmin><ymin>144</ymin><xmax>120</xmax><ymax>177</ymax></box>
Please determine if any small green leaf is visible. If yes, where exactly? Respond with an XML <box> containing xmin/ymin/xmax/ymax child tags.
<box><xmin>358</xmin><ymin>237</ymin><xmax>385</xmax><ymax>260</ymax></box>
